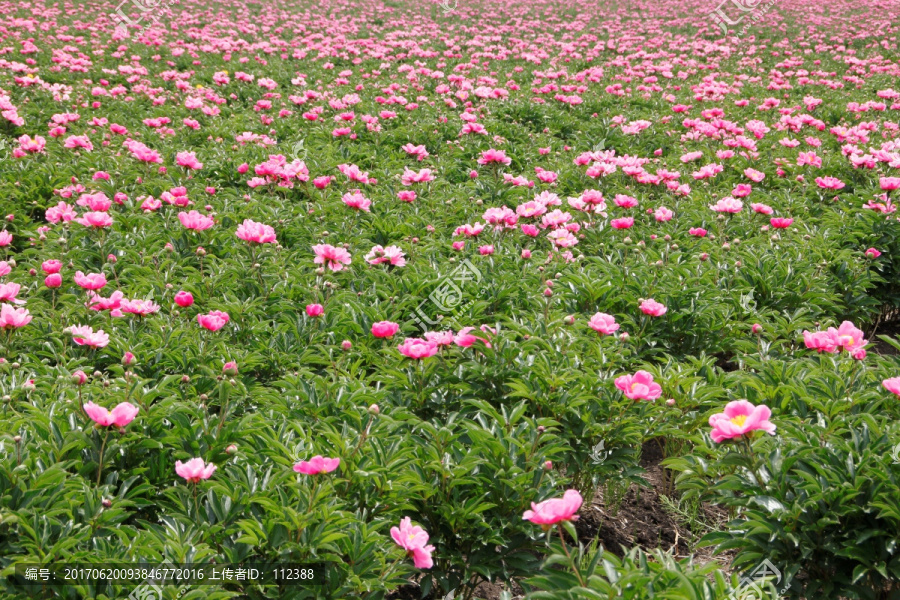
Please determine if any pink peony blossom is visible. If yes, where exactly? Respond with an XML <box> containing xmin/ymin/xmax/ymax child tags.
<box><xmin>293</xmin><ymin>455</ymin><xmax>340</xmax><ymax>475</ymax></box>
<box><xmin>84</xmin><ymin>401</ymin><xmax>139</xmax><ymax>427</ymax></box>
<box><xmin>615</xmin><ymin>370</ymin><xmax>663</xmax><ymax>401</ymax></box>
<box><xmin>709</xmin><ymin>400</ymin><xmax>776</xmax><ymax>443</ymax></box>
<box><xmin>522</xmin><ymin>489</ymin><xmax>583</xmax><ymax>529</ymax></box>
<box><xmin>391</xmin><ymin>517</ymin><xmax>435</xmax><ymax>569</ymax></box>
<box><xmin>175</xmin><ymin>458</ymin><xmax>217</xmax><ymax>483</ymax></box>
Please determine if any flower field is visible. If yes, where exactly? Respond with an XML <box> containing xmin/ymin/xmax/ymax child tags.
<box><xmin>2</xmin><ymin>0</ymin><xmax>900</xmax><ymax>597</ymax></box>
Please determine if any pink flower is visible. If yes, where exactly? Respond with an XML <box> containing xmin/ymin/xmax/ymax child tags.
<box><xmin>709</xmin><ymin>197</ymin><xmax>743</xmax><ymax>213</ymax></box>
<box><xmin>865</xmin><ymin>248</ymin><xmax>882</xmax><ymax>259</ymax></box>
<box><xmin>478</xmin><ymin>245</ymin><xmax>495</xmax><ymax>255</ymax></box>
<box><xmin>610</xmin><ymin>217</ymin><xmax>634</xmax><ymax>229</ymax></box>
<box><xmin>69</xmin><ymin>325</ymin><xmax>110</xmax><ymax>348</ymax></box>
<box><xmin>42</xmin><ymin>260</ymin><xmax>62</xmax><ymax>274</ymax></box>
<box><xmin>615</xmin><ymin>370</ymin><xmax>663</xmax><ymax>401</ymax></box>
<box><xmin>84</xmin><ymin>401</ymin><xmax>139</xmax><ymax>427</ymax></box>
<box><xmin>0</xmin><ymin>304</ymin><xmax>31</xmax><ymax>329</ymax></box>
<box><xmin>174</xmin><ymin>291</ymin><xmax>194</xmax><ymax>307</ymax></box>
<box><xmin>45</xmin><ymin>274</ymin><xmax>62</xmax><ymax>288</ymax></box>
<box><xmin>371</xmin><ymin>321</ymin><xmax>400</xmax><ymax>338</ymax></box>
<box><xmin>313</xmin><ymin>244</ymin><xmax>352</xmax><ymax>272</ymax></box>
<box><xmin>751</xmin><ymin>203</ymin><xmax>774</xmax><ymax>215</ymax></box>
<box><xmin>654</xmin><ymin>206</ymin><xmax>673</xmax><ymax>222</ymax></box>
<box><xmin>522</xmin><ymin>489</ymin><xmax>583</xmax><ymax>529</ymax></box>
<box><xmin>803</xmin><ymin>330</ymin><xmax>838</xmax><ymax>353</ymax></box>
<box><xmin>391</xmin><ymin>517</ymin><xmax>435</xmax><ymax>569</ymax></box>
<box><xmin>883</xmin><ymin>377</ymin><xmax>900</xmax><ymax>396</ymax></box>
<box><xmin>197</xmin><ymin>310</ymin><xmax>230</xmax><ymax>331</ymax></box>
<box><xmin>175</xmin><ymin>151</ymin><xmax>203</xmax><ymax>170</ymax></box>
<box><xmin>830</xmin><ymin>321</ymin><xmax>867</xmax><ymax>352</ymax></box>
<box><xmin>770</xmin><ymin>217</ymin><xmax>793</xmax><ymax>229</ymax></box>
<box><xmin>689</xmin><ymin>227</ymin><xmax>707</xmax><ymax>237</ymax></box>
<box><xmin>709</xmin><ymin>400</ymin><xmax>776</xmax><ymax>443</ymax></box>
<box><xmin>178</xmin><ymin>210</ymin><xmax>214</xmax><ymax>231</ymax></box>
<box><xmin>365</xmin><ymin>245</ymin><xmax>406</xmax><ymax>267</ymax></box>
<box><xmin>293</xmin><ymin>455</ymin><xmax>340</xmax><ymax>475</ymax></box>
<box><xmin>398</xmin><ymin>338</ymin><xmax>439</xmax><ymax>359</ymax></box>
<box><xmin>223</xmin><ymin>361</ymin><xmax>238</xmax><ymax>375</ymax></box>
<box><xmin>588</xmin><ymin>312</ymin><xmax>620</xmax><ymax>335</ymax></box>
<box><xmin>425</xmin><ymin>330</ymin><xmax>455</xmax><ymax>346</ymax></box>
<box><xmin>477</xmin><ymin>148</ymin><xmax>511</xmax><ymax>165</ymax></box>
<box><xmin>75</xmin><ymin>211</ymin><xmax>113</xmax><ymax>228</ymax></box>
<box><xmin>880</xmin><ymin>177</ymin><xmax>900</xmax><ymax>191</ymax></box>
<box><xmin>235</xmin><ymin>219</ymin><xmax>276</xmax><ymax>244</ymax></box>
<box><xmin>342</xmin><ymin>191</ymin><xmax>372</xmax><ymax>212</ymax></box>
<box><xmin>639</xmin><ymin>299</ymin><xmax>667</xmax><ymax>317</ymax></box>
<box><xmin>0</xmin><ymin>283</ymin><xmax>23</xmax><ymax>304</ymax></box>
<box><xmin>74</xmin><ymin>271</ymin><xmax>107</xmax><ymax>291</ymax></box>
<box><xmin>175</xmin><ymin>458</ymin><xmax>217</xmax><ymax>483</ymax></box>
<box><xmin>815</xmin><ymin>176</ymin><xmax>845</xmax><ymax>190</ymax></box>
<box><xmin>454</xmin><ymin>326</ymin><xmax>491</xmax><ymax>348</ymax></box>
<box><xmin>306</xmin><ymin>304</ymin><xmax>324</xmax><ymax>317</ymax></box>
<box><xmin>0</xmin><ymin>231</ymin><xmax>12</xmax><ymax>247</ymax></box>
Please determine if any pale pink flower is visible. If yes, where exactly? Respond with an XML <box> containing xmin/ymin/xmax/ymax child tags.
<box><xmin>365</xmin><ymin>245</ymin><xmax>406</xmax><ymax>267</ymax></box>
<box><xmin>522</xmin><ymin>489</ymin><xmax>583</xmax><ymax>528</ymax></box>
<box><xmin>639</xmin><ymin>299</ymin><xmax>667</xmax><ymax>317</ymax></box>
<box><xmin>477</xmin><ymin>148</ymin><xmax>511</xmax><ymax>165</ymax></box>
<box><xmin>74</xmin><ymin>271</ymin><xmax>107</xmax><ymax>290</ymax></box>
<box><xmin>84</xmin><ymin>401</ymin><xmax>139</xmax><ymax>427</ymax></box>
<box><xmin>0</xmin><ymin>304</ymin><xmax>31</xmax><ymax>329</ymax></box>
<box><xmin>709</xmin><ymin>197</ymin><xmax>743</xmax><ymax>213</ymax></box>
<box><xmin>175</xmin><ymin>458</ymin><xmax>217</xmax><ymax>483</ymax></box>
<box><xmin>69</xmin><ymin>325</ymin><xmax>110</xmax><ymax>348</ymax></box>
<box><xmin>709</xmin><ymin>400</ymin><xmax>776</xmax><ymax>443</ymax></box>
<box><xmin>342</xmin><ymin>191</ymin><xmax>372</xmax><ymax>212</ymax></box>
<box><xmin>178</xmin><ymin>210</ymin><xmax>214</xmax><ymax>231</ymax></box>
<box><xmin>882</xmin><ymin>377</ymin><xmax>900</xmax><ymax>396</ymax></box>
<box><xmin>588</xmin><ymin>313</ymin><xmax>619</xmax><ymax>335</ymax></box>
<box><xmin>615</xmin><ymin>370</ymin><xmax>662</xmax><ymax>401</ymax></box>
<box><xmin>391</xmin><ymin>517</ymin><xmax>435</xmax><ymax>569</ymax></box>
<box><xmin>235</xmin><ymin>219</ymin><xmax>276</xmax><ymax>244</ymax></box>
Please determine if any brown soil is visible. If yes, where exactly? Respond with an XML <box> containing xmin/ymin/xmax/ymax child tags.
<box><xmin>388</xmin><ymin>439</ymin><xmax>732</xmax><ymax>599</ymax></box>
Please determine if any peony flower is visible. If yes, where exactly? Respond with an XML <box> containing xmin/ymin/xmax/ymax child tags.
<box><xmin>175</xmin><ymin>458</ymin><xmax>216</xmax><ymax>483</ymax></box>
<box><xmin>398</xmin><ymin>338</ymin><xmax>439</xmax><ymax>359</ymax></box>
<box><xmin>74</xmin><ymin>271</ymin><xmax>107</xmax><ymax>290</ymax></box>
<box><xmin>371</xmin><ymin>321</ymin><xmax>400</xmax><ymax>338</ymax></box>
<box><xmin>178</xmin><ymin>210</ymin><xmax>214</xmax><ymax>231</ymax></box>
<box><xmin>588</xmin><ymin>312</ymin><xmax>620</xmax><ymax>335</ymax></box>
<box><xmin>639</xmin><ymin>299</ymin><xmax>667</xmax><ymax>317</ymax></box>
<box><xmin>883</xmin><ymin>377</ymin><xmax>900</xmax><ymax>396</ymax></box>
<box><xmin>522</xmin><ymin>489</ymin><xmax>583</xmax><ymax>529</ymax></box>
<box><xmin>0</xmin><ymin>304</ymin><xmax>32</xmax><ymax>329</ymax></box>
<box><xmin>312</xmin><ymin>244</ymin><xmax>352</xmax><ymax>272</ymax></box>
<box><xmin>69</xmin><ymin>325</ymin><xmax>109</xmax><ymax>348</ymax></box>
<box><xmin>614</xmin><ymin>370</ymin><xmax>663</xmax><ymax>401</ymax></box>
<box><xmin>391</xmin><ymin>517</ymin><xmax>435</xmax><ymax>569</ymax></box>
<box><xmin>84</xmin><ymin>401</ymin><xmax>139</xmax><ymax>427</ymax></box>
<box><xmin>235</xmin><ymin>219</ymin><xmax>276</xmax><ymax>244</ymax></box>
<box><xmin>306</xmin><ymin>304</ymin><xmax>324</xmax><ymax>317</ymax></box>
<box><xmin>174</xmin><ymin>291</ymin><xmax>194</xmax><ymax>307</ymax></box>
<box><xmin>197</xmin><ymin>310</ymin><xmax>230</xmax><ymax>332</ymax></box>
<box><xmin>293</xmin><ymin>455</ymin><xmax>340</xmax><ymax>475</ymax></box>
<box><xmin>709</xmin><ymin>400</ymin><xmax>776</xmax><ymax>443</ymax></box>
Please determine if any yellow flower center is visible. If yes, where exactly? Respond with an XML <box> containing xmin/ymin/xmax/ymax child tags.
<box><xmin>730</xmin><ymin>414</ymin><xmax>747</xmax><ymax>427</ymax></box>
<box><xmin>839</xmin><ymin>335</ymin><xmax>855</xmax><ymax>347</ymax></box>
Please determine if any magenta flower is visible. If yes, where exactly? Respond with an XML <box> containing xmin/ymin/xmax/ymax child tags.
<box><xmin>312</xmin><ymin>244</ymin><xmax>352</xmax><ymax>272</ymax></box>
<box><xmin>614</xmin><ymin>370</ymin><xmax>662</xmax><ymax>401</ymax></box>
<box><xmin>477</xmin><ymin>148</ymin><xmax>511</xmax><ymax>166</ymax></box>
<box><xmin>588</xmin><ymin>312</ymin><xmax>620</xmax><ymax>335</ymax></box>
<box><xmin>391</xmin><ymin>517</ymin><xmax>435</xmax><ymax>569</ymax></box>
<box><xmin>610</xmin><ymin>217</ymin><xmax>634</xmax><ymax>229</ymax></box>
<box><xmin>197</xmin><ymin>310</ymin><xmax>230</xmax><ymax>332</ymax></box>
<box><xmin>75</xmin><ymin>211</ymin><xmax>113</xmax><ymax>228</ymax></box>
<box><xmin>306</xmin><ymin>303</ymin><xmax>324</xmax><ymax>317</ymax></box>
<box><xmin>522</xmin><ymin>489</ymin><xmax>583</xmax><ymax>529</ymax></box>
<box><xmin>174</xmin><ymin>291</ymin><xmax>194</xmax><ymax>307</ymax></box>
<box><xmin>175</xmin><ymin>458</ymin><xmax>217</xmax><ymax>483</ymax></box>
<box><xmin>236</xmin><ymin>219</ymin><xmax>276</xmax><ymax>244</ymax></box>
<box><xmin>293</xmin><ymin>455</ymin><xmax>340</xmax><ymax>475</ymax></box>
<box><xmin>639</xmin><ymin>299</ymin><xmax>667</xmax><ymax>317</ymax></box>
<box><xmin>84</xmin><ymin>401</ymin><xmax>139</xmax><ymax>427</ymax></box>
<box><xmin>371</xmin><ymin>321</ymin><xmax>400</xmax><ymax>338</ymax></box>
<box><xmin>708</xmin><ymin>400</ymin><xmax>776</xmax><ymax>443</ymax></box>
